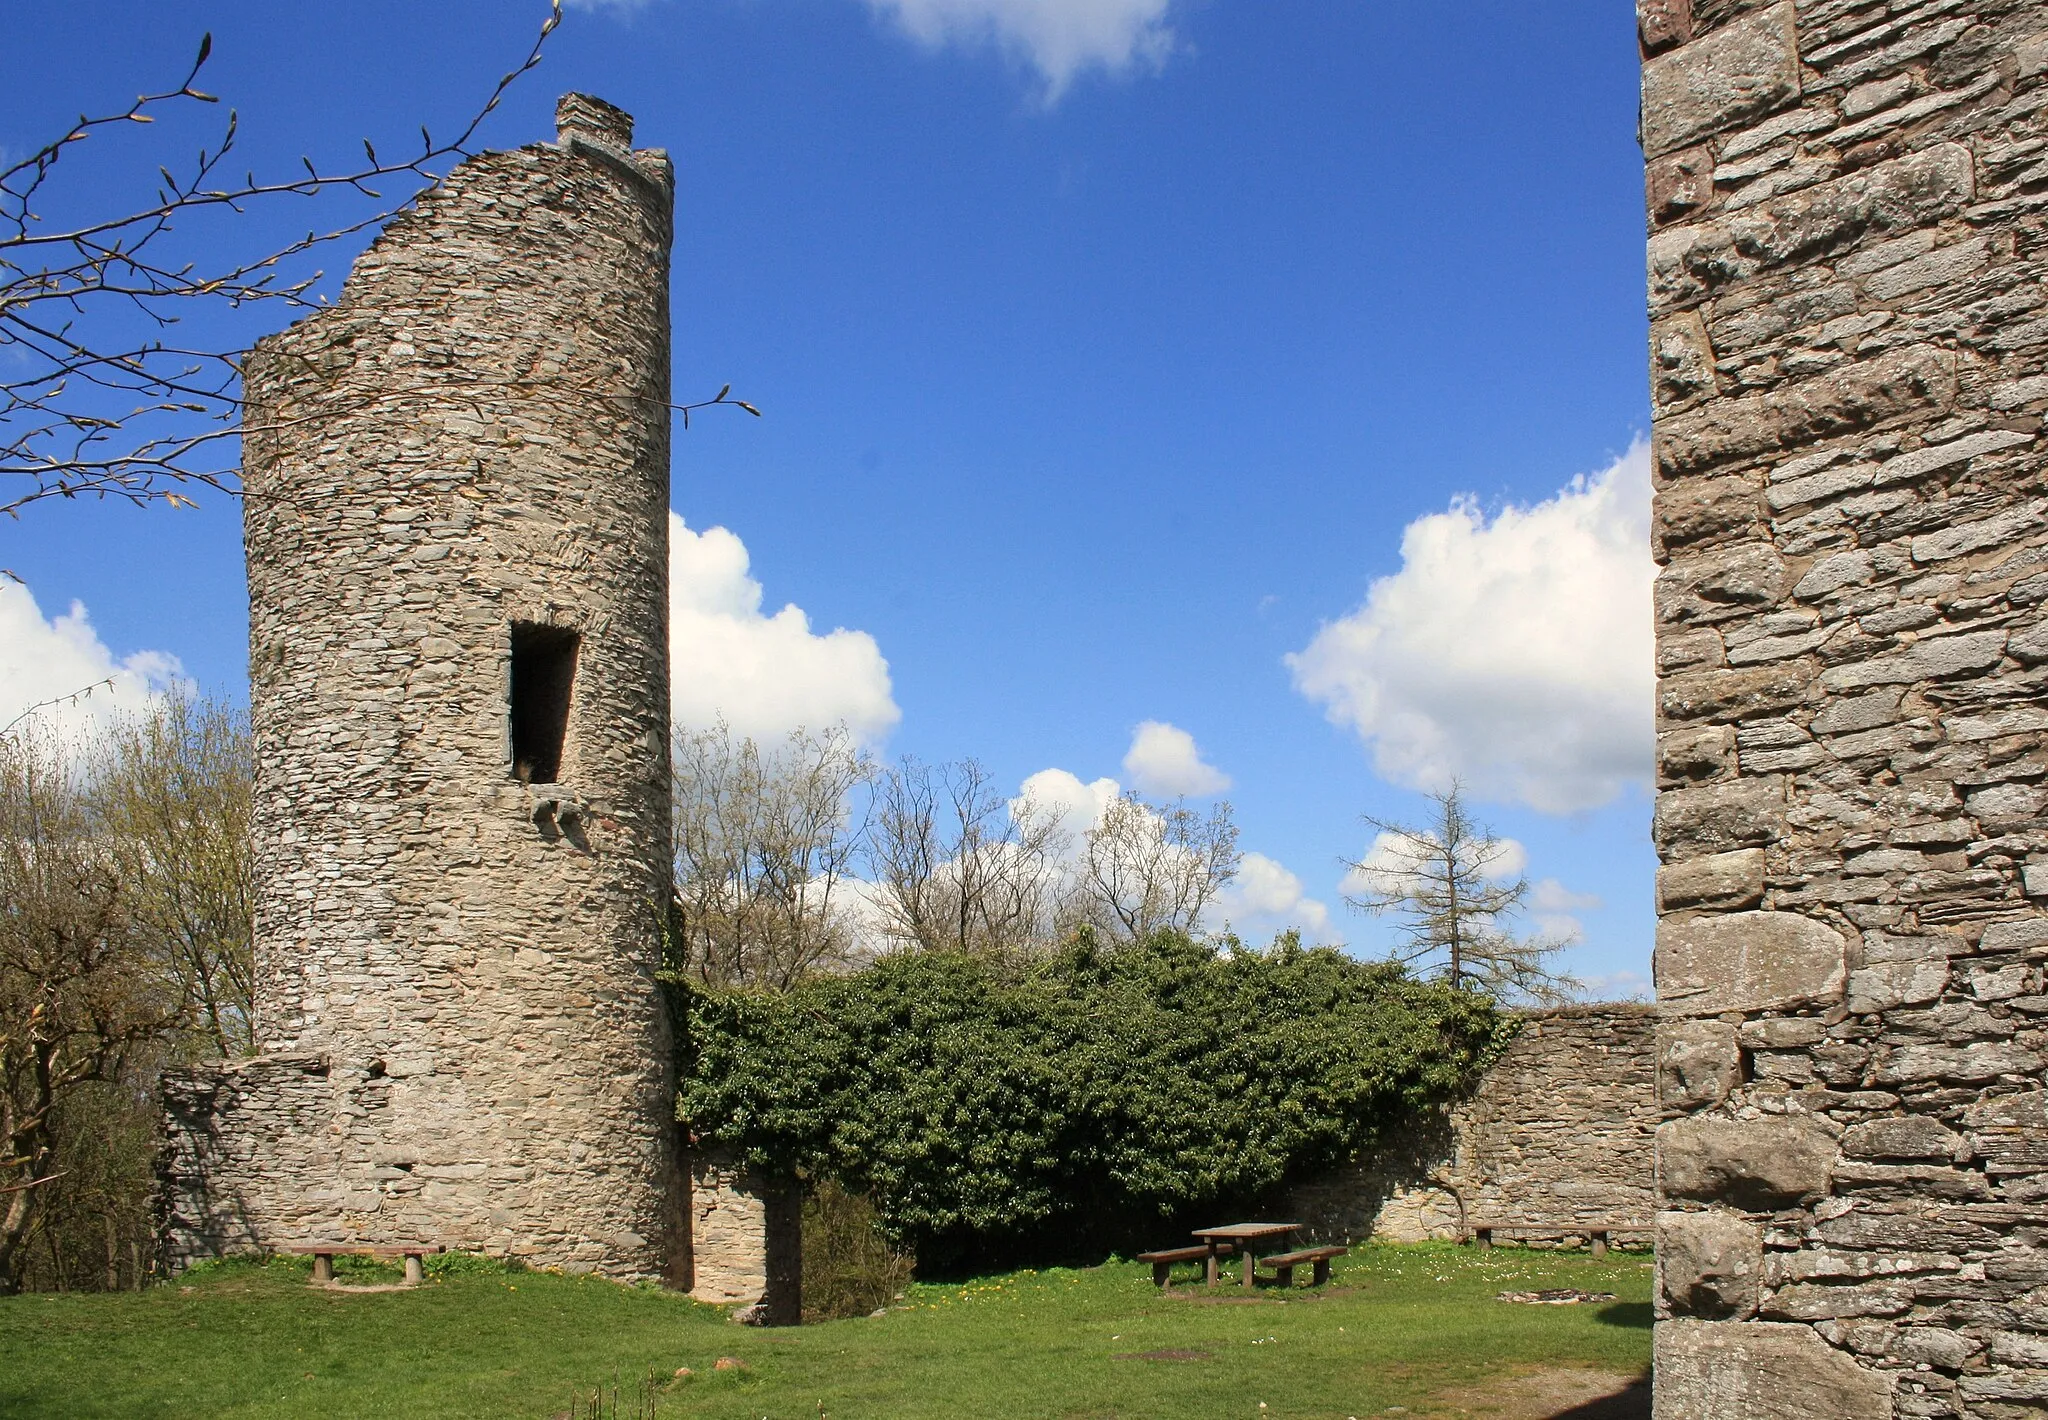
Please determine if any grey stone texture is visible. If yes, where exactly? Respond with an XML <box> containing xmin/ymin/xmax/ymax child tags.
<box><xmin>1288</xmin><ymin>1007</ymin><xmax>1656</xmax><ymax>1244</ymax></box>
<box><xmin>1644</xmin><ymin>0</ymin><xmax>2048</xmax><ymax>1407</ymax></box>
<box><xmin>159</xmin><ymin>96</ymin><xmax>694</xmax><ymax>1286</ymax></box>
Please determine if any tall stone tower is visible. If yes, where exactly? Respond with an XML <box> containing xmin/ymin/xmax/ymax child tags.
<box><xmin>1642</xmin><ymin>3</ymin><xmax>2048</xmax><ymax>1412</ymax></box>
<box><xmin>174</xmin><ymin>94</ymin><xmax>682</xmax><ymax>1280</ymax></box>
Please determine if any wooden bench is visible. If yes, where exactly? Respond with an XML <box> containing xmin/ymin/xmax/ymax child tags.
<box><xmin>1135</xmin><ymin>1242</ymin><xmax>1234</xmax><ymax>1287</ymax></box>
<box><xmin>283</xmin><ymin>1244</ymin><xmax>445</xmax><ymax>1286</ymax></box>
<box><xmin>1256</xmin><ymin>1244</ymin><xmax>1348</xmax><ymax>1288</ymax></box>
<box><xmin>1464</xmin><ymin>1223</ymin><xmax>1650</xmax><ymax>1258</ymax></box>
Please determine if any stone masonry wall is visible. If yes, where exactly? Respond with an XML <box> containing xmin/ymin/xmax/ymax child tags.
<box><xmin>1289</xmin><ymin>1006</ymin><xmax>1658</xmax><ymax>1244</ymax></box>
<box><xmin>161</xmin><ymin>95</ymin><xmax>686</xmax><ymax>1283</ymax></box>
<box><xmin>1641</xmin><ymin>2</ymin><xmax>2048</xmax><ymax>1413</ymax></box>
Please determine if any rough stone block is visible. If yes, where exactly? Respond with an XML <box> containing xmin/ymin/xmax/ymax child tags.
<box><xmin>1655</xmin><ymin>345</ymin><xmax>1957</xmax><ymax>475</ymax></box>
<box><xmin>1845</xmin><ymin>956</ymin><xmax>1948</xmax><ymax>1015</ymax></box>
<box><xmin>1874</xmin><ymin>1042</ymin><xmax>2044</xmax><ymax>1086</ymax></box>
<box><xmin>1966</xmin><ymin>780</ymin><xmax>2044</xmax><ymax>832</ymax></box>
<box><xmin>1842</xmin><ymin>1115</ymin><xmax>1966</xmax><ymax>1162</ymax></box>
<box><xmin>1659</xmin><ymin>1019</ymin><xmax>1741</xmax><ymax>1109</ymax></box>
<box><xmin>1637</xmin><ymin>0</ymin><xmax>1691</xmax><ymax>55</ymax></box>
<box><xmin>1660</xmin><ymin>663</ymin><xmax>1810</xmax><ymax>724</ymax></box>
<box><xmin>1640</xmin><ymin>3</ymin><xmax>1799</xmax><ymax>158</ymax></box>
<box><xmin>1656</xmin><ymin>911</ymin><xmax>1848</xmax><ymax>1016</ymax></box>
<box><xmin>1658</xmin><ymin>1209</ymin><xmax>1761</xmax><ymax>1318</ymax></box>
<box><xmin>1654</xmin><ymin>1320</ymin><xmax>1892</xmax><ymax>1417</ymax></box>
<box><xmin>1658</xmin><ymin>1115</ymin><xmax>1836</xmax><ymax>1208</ymax></box>
<box><xmin>1759</xmin><ymin>1283</ymin><xmax>1910</xmax><ymax>1320</ymax></box>
<box><xmin>1659</xmin><ymin>543</ymin><xmax>1789</xmax><ymax>613</ymax></box>
<box><xmin>1981</xmin><ymin>919</ymin><xmax>2048</xmax><ymax>955</ymax></box>
<box><xmin>1657</xmin><ymin>476</ymin><xmax>1758</xmax><ymax>552</ymax></box>
<box><xmin>1818</xmin><ymin>629</ymin><xmax>2008</xmax><ymax>692</ymax></box>
<box><xmin>1653</xmin><ymin>777</ymin><xmax>1786</xmax><ymax>859</ymax></box>
<box><xmin>1737</xmin><ymin>1017</ymin><xmax>1824</xmax><ymax>1049</ymax></box>
<box><xmin>1651</xmin><ymin>309</ymin><xmax>1719</xmax><ymax>408</ymax></box>
<box><xmin>1659</xmin><ymin>723</ymin><xmax>1737</xmax><ymax>783</ymax></box>
<box><xmin>1658</xmin><ymin>848</ymin><xmax>1766</xmax><ymax>911</ymax></box>
<box><xmin>1646</xmin><ymin>144</ymin><xmax>1713</xmax><ymax>226</ymax></box>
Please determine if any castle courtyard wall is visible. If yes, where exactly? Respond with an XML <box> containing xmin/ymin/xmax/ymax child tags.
<box><xmin>1639</xmin><ymin>2</ymin><xmax>2048</xmax><ymax>1411</ymax></box>
<box><xmin>1288</xmin><ymin>1005</ymin><xmax>1659</xmax><ymax>1245</ymax></box>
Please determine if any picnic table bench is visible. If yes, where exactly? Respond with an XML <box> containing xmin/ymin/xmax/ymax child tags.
<box><xmin>1463</xmin><ymin>1222</ymin><xmax>1650</xmax><ymax>1257</ymax></box>
<box><xmin>281</xmin><ymin>1244</ymin><xmax>445</xmax><ymax>1285</ymax></box>
<box><xmin>1134</xmin><ymin>1242</ymin><xmax>1235</xmax><ymax>1288</ymax></box>
<box><xmin>1255</xmin><ymin>1244</ymin><xmax>1348</xmax><ymax>1288</ymax></box>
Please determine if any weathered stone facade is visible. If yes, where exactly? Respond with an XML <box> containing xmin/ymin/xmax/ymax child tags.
<box><xmin>1642</xmin><ymin>2</ymin><xmax>2048</xmax><ymax>1412</ymax></box>
<box><xmin>161</xmin><ymin>95</ymin><xmax>687</xmax><ymax>1283</ymax></box>
<box><xmin>1289</xmin><ymin>1006</ymin><xmax>1658</xmax><ymax>1244</ymax></box>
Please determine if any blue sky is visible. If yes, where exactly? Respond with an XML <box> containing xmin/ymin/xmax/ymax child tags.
<box><xmin>4</xmin><ymin>0</ymin><xmax>1656</xmax><ymax>992</ymax></box>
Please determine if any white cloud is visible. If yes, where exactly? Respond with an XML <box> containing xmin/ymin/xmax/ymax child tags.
<box><xmin>1529</xmin><ymin>877</ymin><xmax>1602</xmax><ymax>943</ymax></box>
<box><xmin>669</xmin><ymin>512</ymin><xmax>900</xmax><ymax>746</ymax></box>
<box><xmin>1014</xmin><ymin>766</ymin><xmax>1121</xmax><ymax>848</ymax></box>
<box><xmin>864</xmin><ymin>0</ymin><xmax>1176</xmax><ymax>100</ymax></box>
<box><xmin>1577</xmin><ymin>969</ymin><xmax>1651</xmax><ymax>1003</ymax></box>
<box><xmin>1216</xmin><ymin>851</ymin><xmax>1336</xmax><ymax>945</ymax></box>
<box><xmin>1287</xmin><ymin>440</ymin><xmax>1655</xmax><ymax>815</ymax></box>
<box><xmin>0</xmin><ymin>580</ymin><xmax>183</xmax><ymax>744</ymax></box>
<box><xmin>1122</xmin><ymin>720</ymin><xmax>1230</xmax><ymax>798</ymax></box>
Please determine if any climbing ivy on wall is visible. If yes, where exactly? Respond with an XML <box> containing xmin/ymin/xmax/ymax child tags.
<box><xmin>675</xmin><ymin>934</ymin><xmax>1516</xmax><ymax>1271</ymax></box>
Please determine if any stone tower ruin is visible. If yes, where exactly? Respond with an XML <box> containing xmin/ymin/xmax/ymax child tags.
<box><xmin>1642</xmin><ymin>2</ymin><xmax>2048</xmax><ymax>1413</ymax></box>
<box><xmin>161</xmin><ymin>94</ymin><xmax>686</xmax><ymax>1282</ymax></box>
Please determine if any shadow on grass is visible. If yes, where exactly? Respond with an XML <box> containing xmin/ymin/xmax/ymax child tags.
<box><xmin>1551</xmin><ymin>1374</ymin><xmax>1650</xmax><ymax>1419</ymax></box>
<box><xmin>1594</xmin><ymin>1302</ymin><xmax>1652</xmax><ymax>1330</ymax></box>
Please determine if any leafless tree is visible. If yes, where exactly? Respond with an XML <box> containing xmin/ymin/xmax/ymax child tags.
<box><xmin>0</xmin><ymin>10</ymin><xmax>569</xmax><ymax>519</ymax></box>
<box><xmin>1</xmin><ymin>6</ymin><xmax>758</xmax><ymax>526</ymax></box>
<box><xmin>88</xmin><ymin>694</ymin><xmax>254</xmax><ymax>1057</ymax></box>
<box><xmin>1078</xmin><ymin>793</ymin><xmax>1240</xmax><ymax>943</ymax></box>
<box><xmin>866</xmin><ymin>757</ymin><xmax>1070</xmax><ymax>957</ymax></box>
<box><xmin>0</xmin><ymin>725</ymin><xmax>187</xmax><ymax>1293</ymax></box>
<box><xmin>1343</xmin><ymin>783</ymin><xmax>1579</xmax><ymax>1004</ymax></box>
<box><xmin>670</xmin><ymin>724</ymin><xmax>875</xmax><ymax>989</ymax></box>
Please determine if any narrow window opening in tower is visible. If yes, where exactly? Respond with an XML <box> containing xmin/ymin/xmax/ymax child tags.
<box><xmin>509</xmin><ymin>623</ymin><xmax>579</xmax><ymax>784</ymax></box>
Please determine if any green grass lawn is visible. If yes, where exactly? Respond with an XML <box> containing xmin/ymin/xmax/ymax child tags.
<box><xmin>0</xmin><ymin>1243</ymin><xmax>1650</xmax><ymax>1419</ymax></box>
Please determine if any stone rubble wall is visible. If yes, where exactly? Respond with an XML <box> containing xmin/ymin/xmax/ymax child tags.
<box><xmin>684</xmin><ymin>1156</ymin><xmax>801</xmax><ymax>1322</ymax></box>
<box><xmin>160</xmin><ymin>1058</ymin><xmax>783</xmax><ymax>1311</ymax></box>
<box><xmin>159</xmin><ymin>95</ymin><xmax>687</xmax><ymax>1283</ymax></box>
<box><xmin>1289</xmin><ymin>1006</ymin><xmax>1659</xmax><ymax>1244</ymax></box>
<box><xmin>1640</xmin><ymin>1</ymin><xmax>2048</xmax><ymax>1413</ymax></box>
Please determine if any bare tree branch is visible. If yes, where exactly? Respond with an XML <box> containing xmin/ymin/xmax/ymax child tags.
<box><xmin>0</xmin><ymin>9</ymin><xmax>576</xmax><ymax>517</ymax></box>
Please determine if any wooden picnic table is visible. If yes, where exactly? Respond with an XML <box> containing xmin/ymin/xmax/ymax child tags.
<box><xmin>1191</xmin><ymin>1222</ymin><xmax>1301</xmax><ymax>1289</ymax></box>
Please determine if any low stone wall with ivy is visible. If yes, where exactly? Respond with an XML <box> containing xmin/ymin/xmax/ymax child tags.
<box><xmin>1287</xmin><ymin>1005</ymin><xmax>1659</xmax><ymax>1245</ymax></box>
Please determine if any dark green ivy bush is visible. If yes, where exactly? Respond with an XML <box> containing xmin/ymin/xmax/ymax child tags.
<box><xmin>675</xmin><ymin>933</ymin><xmax>1515</xmax><ymax>1272</ymax></box>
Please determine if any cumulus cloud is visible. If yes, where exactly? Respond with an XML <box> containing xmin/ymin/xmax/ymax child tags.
<box><xmin>1529</xmin><ymin>878</ymin><xmax>1603</xmax><ymax>943</ymax></box>
<box><xmin>0</xmin><ymin>579</ymin><xmax>184</xmax><ymax>743</ymax></box>
<box><xmin>864</xmin><ymin>0</ymin><xmax>1176</xmax><ymax>99</ymax></box>
<box><xmin>1216</xmin><ymin>851</ymin><xmax>1336</xmax><ymax>945</ymax></box>
<box><xmin>1287</xmin><ymin>440</ymin><xmax>1655</xmax><ymax>815</ymax></box>
<box><xmin>1015</xmin><ymin>766</ymin><xmax>1121</xmax><ymax>848</ymax></box>
<box><xmin>1121</xmin><ymin>720</ymin><xmax>1230</xmax><ymax>798</ymax></box>
<box><xmin>669</xmin><ymin>512</ymin><xmax>900</xmax><ymax>746</ymax></box>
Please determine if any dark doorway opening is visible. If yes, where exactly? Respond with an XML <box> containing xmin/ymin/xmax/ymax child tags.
<box><xmin>510</xmin><ymin>622</ymin><xmax>579</xmax><ymax>784</ymax></box>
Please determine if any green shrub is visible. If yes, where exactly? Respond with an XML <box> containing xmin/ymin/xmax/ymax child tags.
<box><xmin>801</xmin><ymin>1181</ymin><xmax>914</xmax><ymax>1322</ymax></box>
<box><xmin>677</xmin><ymin>933</ymin><xmax>1512</xmax><ymax>1271</ymax></box>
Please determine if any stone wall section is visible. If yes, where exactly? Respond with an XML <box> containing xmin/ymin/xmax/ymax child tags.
<box><xmin>1641</xmin><ymin>2</ymin><xmax>2048</xmax><ymax>1413</ymax></box>
<box><xmin>160</xmin><ymin>96</ymin><xmax>687</xmax><ymax>1283</ymax></box>
<box><xmin>1289</xmin><ymin>1006</ymin><xmax>1658</xmax><ymax>1244</ymax></box>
